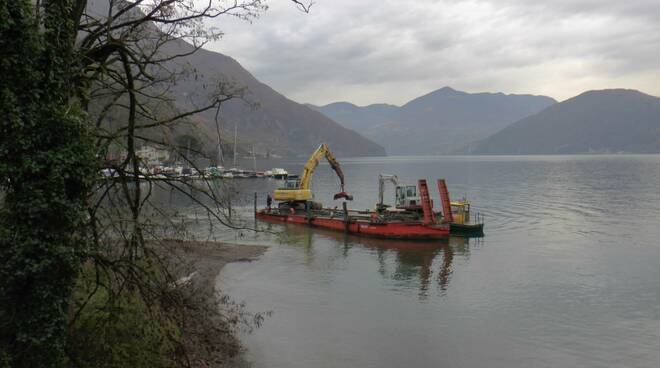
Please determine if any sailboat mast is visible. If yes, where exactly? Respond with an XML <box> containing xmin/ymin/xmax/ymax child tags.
<box><xmin>216</xmin><ymin>120</ymin><xmax>224</xmax><ymax>166</ymax></box>
<box><xmin>252</xmin><ymin>145</ymin><xmax>257</xmax><ymax>171</ymax></box>
<box><xmin>233</xmin><ymin>122</ymin><xmax>237</xmax><ymax>167</ymax></box>
<box><xmin>218</xmin><ymin>144</ymin><xmax>223</xmax><ymax>166</ymax></box>
<box><xmin>186</xmin><ymin>138</ymin><xmax>191</xmax><ymax>169</ymax></box>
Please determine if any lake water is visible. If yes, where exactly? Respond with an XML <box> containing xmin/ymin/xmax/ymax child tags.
<box><xmin>215</xmin><ymin>155</ymin><xmax>660</xmax><ymax>368</ymax></box>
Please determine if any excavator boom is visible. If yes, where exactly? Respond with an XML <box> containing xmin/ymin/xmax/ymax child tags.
<box><xmin>378</xmin><ymin>174</ymin><xmax>399</xmax><ymax>207</ymax></box>
<box><xmin>274</xmin><ymin>144</ymin><xmax>353</xmax><ymax>202</ymax></box>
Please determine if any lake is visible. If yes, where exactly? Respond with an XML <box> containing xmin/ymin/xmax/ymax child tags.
<box><xmin>215</xmin><ymin>155</ymin><xmax>660</xmax><ymax>368</ymax></box>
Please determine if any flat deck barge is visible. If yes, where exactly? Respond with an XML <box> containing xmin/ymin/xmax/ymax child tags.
<box><xmin>256</xmin><ymin>207</ymin><xmax>450</xmax><ymax>239</ymax></box>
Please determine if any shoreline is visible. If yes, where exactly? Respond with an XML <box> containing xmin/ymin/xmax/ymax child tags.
<box><xmin>158</xmin><ymin>240</ymin><xmax>268</xmax><ymax>367</ymax></box>
<box><xmin>167</xmin><ymin>240</ymin><xmax>268</xmax><ymax>281</ymax></box>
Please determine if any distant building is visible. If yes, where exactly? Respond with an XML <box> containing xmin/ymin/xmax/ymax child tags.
<box><xmin>136</xmin><ymin>145</ymin><xmax>170</xmax><ymax>165</ymax></box>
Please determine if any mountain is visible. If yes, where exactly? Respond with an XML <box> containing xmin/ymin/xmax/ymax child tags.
<box><xmin>305</xmin><ymin>102</ymin><xmax>399</xmax><ymax>132</ymax></box>
<box><xmin>86</xmin><ymin>0</ymin><xmax>385</xmax><ymax>158</ymax></box>
<box><xmin>471</xmin><ymin>89</ymin><xmax>660</xmax><ymax>154</ymax></box>
<box><xmin>309</xmin><ymin>87</ymin><xmax>556</xmax><ymax>155</ymax></box>
<box><xmin>168</xmin><ymin>45</ymin><xmax>386</xmax><ymax>157</ymax></box>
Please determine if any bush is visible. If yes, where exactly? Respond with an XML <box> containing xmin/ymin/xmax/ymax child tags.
<box><xmin>67</xmin><ymin>264</ymin><xmax>180</xmax><ymax>368</ymax></box>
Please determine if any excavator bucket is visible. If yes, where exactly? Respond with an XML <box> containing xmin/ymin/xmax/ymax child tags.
<box><xmin>333</xmin><ymin>191</ymin><xmax>353</xmax><ymax>201</ymax></box>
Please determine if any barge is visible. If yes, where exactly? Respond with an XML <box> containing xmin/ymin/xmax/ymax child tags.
<box><xmin>258</xmin><ymin>177</ymin><xmax>451</xmax><ymax>240</ymax></box>
<box><xmin>257</xmin><ymin>176</ymin><xmax>483</xmax><ymax>240</ymax></box>
<box><xmin>256</xmin><ymin>205</ymin><xmax>450</xmax><ymax>239</ymax></box>
<box><xmin>255</xmin><ymin>143</ymin><xmax>481</xmax><ymax>240</ymax></box>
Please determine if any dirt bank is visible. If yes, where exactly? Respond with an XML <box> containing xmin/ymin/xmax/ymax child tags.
<box><xmin>157</xmin><ymin>240</ymin><xmax>268</xmax><ymax>367</ymax></box>
<box><xmin>167</xmin><ymin>240</ymin><xmax>268</xmax><ymax>281</ymax></box>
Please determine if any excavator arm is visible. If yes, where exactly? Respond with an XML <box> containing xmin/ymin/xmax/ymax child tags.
<box><xmin>378</xmin><ymin>174</ymin><xmax>399</xmax><ymax>207</ymax></box>
<box><xmin>273</xmin><ymin>144</ymin><xmax>353</xmax><ymax>202</ymax></box>
<box><xmin>299</xmin><ymin>144</ymin><xmax>352</xmax><ymax>200</ymax></box>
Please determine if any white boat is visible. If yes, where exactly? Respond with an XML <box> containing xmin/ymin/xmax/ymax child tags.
<box><xmin>204</xmin><ymin>166</ymin><xmax>225</xmax><ymax>177</ymax></box>
<box><xmin>228</xmin><ymin>167</ymin><xmax>248</xmax><ymax>178</ymax></box>
<box><xmin>270</xmin><ymin>168</ymin><xmax>288</xmax><ymax>179</ymax></box>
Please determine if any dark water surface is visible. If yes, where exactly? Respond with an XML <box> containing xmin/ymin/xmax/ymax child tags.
<box><xmin>217</xmin><ymin>155</ymin><xmax>660</xmax><ymax>368</ymax></box>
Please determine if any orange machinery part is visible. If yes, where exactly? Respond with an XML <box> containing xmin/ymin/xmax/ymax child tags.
<box><xmin>417</xmin><ymin>179</ymin><xmax>436</xmax><ymax>225</ymax></box>
<box><xmin>437</xmin><ymin>179</ymin><xmax>453</xmax><ymax>223</ymax></box>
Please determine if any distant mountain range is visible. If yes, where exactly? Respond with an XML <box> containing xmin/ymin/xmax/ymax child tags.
<box><xmin>87</xmin><ymin>3</ymin><xmax>660</xmax><ymax>158</ymax></box>
<box><xmin>306</xmin><ymin>102</ymin><xmax>399</xmax><ymax>132</ymax></box>
<box><xmin>309</xmin><ymin>87</ymin><xmax>556</xmax><ymax>155</ymax></box>
<box><xmin>470</xmin><ymin>89</ymin><xmax>660</xmax><ymax>154</ymax></box>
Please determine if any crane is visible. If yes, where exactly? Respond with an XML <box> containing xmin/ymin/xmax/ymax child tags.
<box><xmin>273</xmin><ymin>144</ymin><xmax>353</xmax><ymax>207</ymax></box>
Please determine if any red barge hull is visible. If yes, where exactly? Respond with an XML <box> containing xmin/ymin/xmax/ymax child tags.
<box><xmin>256</xmin><ymin>210</ymin><xmax>450</xmax><ymax>239</ymax></box>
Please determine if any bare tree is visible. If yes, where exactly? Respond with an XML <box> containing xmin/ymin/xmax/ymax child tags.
<box><xmin>79</xmin><ymin>0</ymin><xmax>315</xmax><ymax>365</ymax></box>
<box><xmin>2</xmin><ymin>1</ymin><xmax>313</xmax><ymax>366</ymax></box>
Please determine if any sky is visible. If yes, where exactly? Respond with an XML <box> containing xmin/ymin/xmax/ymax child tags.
<box><xmin>205</xmin><ymin>0</ymin><xmax>660</xmax><ymax>106</ymax></box>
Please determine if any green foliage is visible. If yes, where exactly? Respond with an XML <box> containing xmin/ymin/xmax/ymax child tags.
<box><xmin>67</xmin><ymin>266</ymin><xmax>179</xmax><ymax>368</ymax></box>
<box><xmin>0</xmin><ymin>1</ymin><xmax>96</xmax><ymax>366</ymax></box>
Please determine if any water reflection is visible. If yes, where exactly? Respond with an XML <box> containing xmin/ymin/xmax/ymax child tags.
<box><xmin>276</xmin><ymin>224</ymin><xmax>480</xmax><ymax>299</ymax></box>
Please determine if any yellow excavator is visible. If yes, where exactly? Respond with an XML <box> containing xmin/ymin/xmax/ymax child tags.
<box><xmin>274</xmin><ymin>143</ymin><xmax>353</xmax><ymax>209</ymax></box>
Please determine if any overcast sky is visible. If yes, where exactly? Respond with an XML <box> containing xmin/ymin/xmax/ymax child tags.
<box><xmin>206</xmin><ymin>0</ymin><xmax>660</xmax><ymax>106</ymax></box>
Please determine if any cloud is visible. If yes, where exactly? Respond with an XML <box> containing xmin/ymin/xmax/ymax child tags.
<box><xmin>205</xmin><ymin>0</ymin><xmax>660</xmax><ymax>105</ymax></box>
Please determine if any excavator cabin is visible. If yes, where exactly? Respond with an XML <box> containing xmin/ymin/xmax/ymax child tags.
<box><xmin>395</xmin><ymin>185</ymin><xmax>421</xmax><ymax>209</ymax></box>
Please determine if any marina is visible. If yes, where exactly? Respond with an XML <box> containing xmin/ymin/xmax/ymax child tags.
<box><xmin>100</xmin><ymin>165</ymin><xmax>289</xmax><ymax>181</ymax></box>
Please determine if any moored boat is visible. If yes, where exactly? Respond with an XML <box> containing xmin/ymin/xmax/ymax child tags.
<box><xmin>269</xmin><ymin>168</ymin><xmax>288</xmax><ymax>179</ymax></box>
